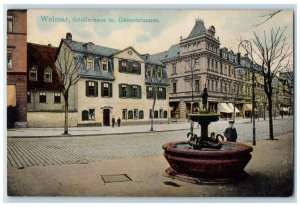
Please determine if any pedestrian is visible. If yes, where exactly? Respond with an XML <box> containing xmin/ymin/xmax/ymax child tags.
<box><xmin>117</xmin><ymin>117</ymin><xmax>121</xmax><ymax>127</ymax></box>
<box><xmin>224</xmin><ymin>120</ymin><xmax>238</xmax><ymax>142</ymax></box>
<box><xmin>112</xmin><ymin>116</ymin><xmax>115</xmax><ymax>128</ymax></box>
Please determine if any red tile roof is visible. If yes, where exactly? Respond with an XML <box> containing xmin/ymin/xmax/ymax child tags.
<box><xmin>27</xmin><ymin>43</ymin><xmax>63</xmax><ymax>91</ymax></box>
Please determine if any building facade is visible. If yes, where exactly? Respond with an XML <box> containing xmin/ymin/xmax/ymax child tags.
<box><xmin>7</xmin><ymin>10</ymin><xmax>28</xmax><ymax>128</ymax></box>
<box><xmin>54</xmin><ymin>33</ymin><xmax>169</xmax><ymax>127</ymax></box>
<box><xmin>151</xmin><ymin>19</ymin><xmax>244</xmax><ymax>119</ymax></box>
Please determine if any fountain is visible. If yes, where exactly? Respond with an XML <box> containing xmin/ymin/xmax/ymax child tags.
<box><xmin>162</xmin><ymin>87</ymin><xmax>253</xmax><ymax>183</ymax></box>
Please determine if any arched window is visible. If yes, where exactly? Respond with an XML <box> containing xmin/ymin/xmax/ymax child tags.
<box><xmin>128</xmin><ymin>110</ymin><xmax>133</xmax><ymax>119</ymax></box>
<box><xmin>86</xmin><ymin>57</ymin><xmax>94</xmax><ymax>70</ymax></box>
<box><xmin>139</xmin><ymin>110</ymin><xmax>144</xmax><ymax>119</ymax></box>
<box><xmin>163</xmin><ymin>110</ymin><xmax>168</xmax><ymax>118</ymax></box>
<box><xmin>154</xmin><ymin>110</ymin><xmax>159</xmax><ymax>118</ymax></box>
<box><xmin>82</xmin><ymin>110</ymin><xmax>89</xmax><ymax>121</ymax></box>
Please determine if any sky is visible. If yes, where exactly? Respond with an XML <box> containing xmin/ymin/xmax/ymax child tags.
<box><xmin>27</xmin><ymin>9</ymin><xmax>294</xmax><ymax>56</ymax></box>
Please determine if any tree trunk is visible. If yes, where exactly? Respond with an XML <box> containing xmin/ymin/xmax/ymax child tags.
<box><xmin>150</xmin><ymin>95</ymin><xmax>156</xmax><ymax>131</ymax></box>
<box><xmin>267</xmin><ymin>94</ymin><xmax>274</xmax><ymax>140</ymax></box>
<box><xmin>63</xmin><ymin>93</ymin><xmax>69</xmax><ymax>135</ymax></box>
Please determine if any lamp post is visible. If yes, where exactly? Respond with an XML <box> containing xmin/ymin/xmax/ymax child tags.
<box><xmin>237</xmin><ymin>40</ymin><xmax>256</xmax><ymax>146</ymax></box>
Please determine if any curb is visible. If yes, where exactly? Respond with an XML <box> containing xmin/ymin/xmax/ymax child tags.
<box><xmin>7</xmin><ymin>127</ymin><xmax>191</xmax><ymax>139</ymax></box>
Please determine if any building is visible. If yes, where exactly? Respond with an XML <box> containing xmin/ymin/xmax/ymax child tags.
<box><xmin>26</xmin><ymin>43</ymin><xmax>77</xmax><ymax>127</ymax></box>
<box><xmin>7</xmin><ymin>10</ymin><xmax>27</xmax><ymax>128</ymax></box>
<box><xmin>150</xmin><ymin>19</ymin><xmax>242</xmax><ymax>119</ymax></box>
<box><xmin>53</xmin><ymin>33</ymin><xmax>169</xmax><ymax>127</ymax></box>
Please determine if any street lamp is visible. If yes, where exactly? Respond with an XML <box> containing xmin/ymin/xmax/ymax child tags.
<box><xmin>237</xmin><ymin>40</ymin><xmax>256</xmax><ymax>146</ymax></box>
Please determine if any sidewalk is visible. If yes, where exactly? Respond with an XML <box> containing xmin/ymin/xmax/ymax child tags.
<box><xmin>6</xmin><ymin>132</ymin><xmax>293</xmax><ymax>198</ymax></box>
<box><xmin>7</xmin><ymin>118</ymin><xmax>253</xmax><ymax>138</ymax></box>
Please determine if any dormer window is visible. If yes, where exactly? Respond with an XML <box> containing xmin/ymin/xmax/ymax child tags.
<box><xmin>44</xmin><ymin>67</ymin><xmax>52</xmax><ymax>82</ymax></box>
<box><xmin>29</xmin><ymin>68</ymin><xmax>37</xmax><ymax>81</ymax></box>
<box><xmin>86</xmin><ymin>57</ymin><xmax>94</xmax><ymax>70</ymax></box>
<box><xmin>157</xmin><ymin>69</ymin><xmax>162</xmax><ymax>79</ymax></box>
<box><xmin>101</xmin><ymin>59</ymin><xmax>108</xmax><ymax>72</ymax></box>
<box><xmin>87</xmin><ymin>43</ymin><xmax>94</xmax><ymax>51</ymax></box>
<box><xmin>146</xmin><ymin>66</ymin><xmax>152</xmax><ymax>78</ymax></box>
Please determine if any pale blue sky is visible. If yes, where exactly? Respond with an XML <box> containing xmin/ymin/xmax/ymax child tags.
<box><xmin>28</xmin><ymin>9</ymin><xmax>293</xmax><ymax>55</ymax></box>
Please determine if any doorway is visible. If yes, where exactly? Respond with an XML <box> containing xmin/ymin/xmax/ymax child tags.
<box><xmin>103</xmin><ymin>109</ymin><xmax>110</xmax><ymax>126</ymax></box>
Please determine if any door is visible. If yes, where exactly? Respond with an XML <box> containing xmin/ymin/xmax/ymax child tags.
<box><xmin>103</xmin><ymin>109</ymin><xmax>110</xmax><ymax>126</ymax></box>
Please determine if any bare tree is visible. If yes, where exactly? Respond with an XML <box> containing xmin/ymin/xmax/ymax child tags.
<box><xmin>55</xmin><ymin>45</ymin><xmax>80</xmax><ymax>135</ymax></box>
<box><xmin>242</xmin><ymin>27</ymin><xmax>292</xmax><ymax>140</ymax></box>
<box><xmin>144</xmin><ymin>64</ymin><xmax>167</xmax><ymax>131</ymax></box>
<box><xmin>253</xmin><ymin>10</ymin><xmax>282</xmax><ymax>27</ymax></box>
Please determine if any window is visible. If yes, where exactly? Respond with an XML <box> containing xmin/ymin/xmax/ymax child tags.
<box><xmin>86</xmin><ymin>57</ymin><xmax>94</xmax><ymax>70</ymax></box>
<box><xmin>139</xmin><ymin>110</ymin><xmax>144</xmax><ymax>119</ymax></box>
<box><xmin>225</xmin><ymin>83</ymin><xmax>228</xmax><ymax>92</ymax></box>
<box><xmin>149</xmin><ymin>109</ymin><xmax>154</xmax><ymax>118</ymax></box>
<box><xmin>163</xmin><ymin>110</ymin><xmax>168</xmax><ymax>118</ymax></box>
<box><xmin>216</xmin><ymin>81</ymin><xmax>218</xmax><ymax>92</ymax></box>
<box><xmin>147</xmin><ymin>86</ymin><xmax>153</xmax><ymax>99</ymax></box>
<box><xmin>154</xmin><ymin>110</ymin><xmax>159</xmax><ymax>118</ymax></box>
<box><xmin>134</xmin><ymin>109</ymin><xmax>138</xmax><ymax>119</ymax></box>
<box><xmin>220</xmin><ymin>63</ymin><xmax>223</xmax><ymax>74</ymax></box>
<box><xmin>132</xmin><ymin>85</ymin><xmax>138</xmax><ymax>98</ymax></box>
<box><xmin>172</xmin><ymin>82</ymin><xmax>177</xmax><ymax>93</ymax></box>
<box><xmin>102</xmin><ymin>60</ymin><xmax>108</xmax><ymax>71</ymax></box>
<box><xmin>128</xmin><ymin>110</ymin><xmax>133</xmax><ymax>119</ymax></box>
<box><xmin>29</xmin><ymin>68</ymin><xmax>37</xmax><ymax>81</ymax></box>
<box><xmin>86</xmin><ymin>81</ymin><xmax>98</xmax><ymax>97</ymax></box>
<box><xmin>122</xmin><ymin>109</ymin><xmax>127</xmax><ymax>119</ymax></box>
<box><xmin>207</xmin><ymin>80</ymin><xmax>210</xmax><ymax>90</ymax></box>
<box><xmin>88</xmin><ymin>109</ymin><xmax>95</xmax><ymax>120</ymax></box>
<box><xmin>82</xmin><ymin>110</ymin><xmax>89</xmax><ymax>121</ymax></box>
<box><xmin>146</xmin><ymin>67</ymin><xmax>152</xmax><ymax>78</ymax></box>
<box><xmin>159</xmin><ymin>109</ymin><xmax>163</xmax><ymax>118</ymax></box>
<box><xmin>121</xmin><ymin>84</ymin><xmax>127</xmax><ymax>98</ymax></box>
<box><xmin>39</xmin><ymin>92</ymin><xmax>46</xmax><ymax>103</ymax></box>
<box><xmin>211</xmin><ymin>80</ymin><xmax>214</xmax><ymax>91</ymax></box>
<box><xmin>121</xmin><ymin>61</ymin><xmax>127</xmax><ymax>72</ymax></box>
<box><xmin>82</xmin><ymin>109</ymin><xmax>95</xmax><ymax>121</ymax></box>
<box><xmin>172</xmin><ymin>63</ymin><xmax>176</xmax><ymax>74</ymax></box>
<box><xmin>44</xmin><ymin>68</ymin><xmax>52</xmax><ymax>82</ymax></box>
<box><xmin>157</xmin><ymin>87</ymin><xmax>166</xmax><ymax>100</ymax></box>
<box><xmin>7</xmin><ymin>54</ymin><xmax>12</xmax><ymax>70</ymax></box>
<box><xmin>27</xmin><ymin>91</ymin><xmax>31</xmax><ymax>103</ymax></box>
<box><xmin>102</xmin><ymin>82</ymin><xmax>112</xmax><ymax>97</ymax></box>
<box><xmin>87</xmin><ymin>43</ymin><xmax>94</xmax><ymax>51</ymax></box>
<box><xmin>7</xmin><ymin>16</ymin><xmax>13</xmax><ymax>33</ymax></box>
<box><xmin>195</xmin><ymin>80</ymin><xmax>200</xmax><ymax>91</ymax></box>
<box><xmin>157</xmin><ymin>69</ymin><xmax>162</xmax><ymax>79</ymax></box>
<box><xmin>207</xmin><ymin>58</ymin><xmax>210</xmax><ymax>69</ymax></box>
<box><xmin>132</xmin><ymin>63</ymin><xmax>138</xmax><ymax>74</ymax></box>
<box><xmin>54</xmin><ymin>92</ymin><xmax>61</xmax><ymax>103</ymax></box>
<box><xmin>195</xmin><ymin>59</ymin><xmax>200</xmax><ymax>70</ymax></box>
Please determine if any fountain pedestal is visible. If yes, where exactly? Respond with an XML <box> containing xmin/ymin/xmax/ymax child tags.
<box><xmin>162</xmin><ymin>113</ymin><xmax>253</xmax><ymax>182</ymax></box>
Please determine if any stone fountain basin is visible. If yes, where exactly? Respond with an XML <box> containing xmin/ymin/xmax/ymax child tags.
<box><xmin>162</xmin><ymin>141</ymin><xmax>253</xmax><ymax>178</ymax></box>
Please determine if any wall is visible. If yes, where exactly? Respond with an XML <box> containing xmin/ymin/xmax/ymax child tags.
<box><xmin>27</xmin><ymin>111</ymin><xmax>77</xmax><ymax>127</ymax></box>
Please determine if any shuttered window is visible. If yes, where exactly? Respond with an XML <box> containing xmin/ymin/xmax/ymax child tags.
<box><xmin>86</xmin><ymin>81</ymin><xmax>98</xmax><ymax>97</ymax></box>
<box><xmin>101</xmin><ymin>82</ymin><xmax>112</xmax><ymax>97</ymax></box>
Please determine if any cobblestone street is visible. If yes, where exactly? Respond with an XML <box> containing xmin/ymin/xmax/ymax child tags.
<box><xmin>7</xmin><ymin>117</ymin><xmax>293</xmax><ymax>168</ymax></box>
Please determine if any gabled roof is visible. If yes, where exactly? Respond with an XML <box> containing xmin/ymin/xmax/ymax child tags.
<box><xmin>27</xmin><ymin>43</ymin><xmax>63</xmax><ymax>91</ymax></box>
<box><xmin>113</xmin><ymin>46</ymin><xmax>145</xmax><ymax>61</ymax></box>
<box><xmin>188</xmin><ymin>19</ymin><xmax>208</xmax><ymax>39</ymax></box>
<box><xmin>148</xmin><ymin>43</ymin><xmax>181</xmax><ymax>64</ymax></box>
<box><xmin>63</xmin><ymin>39</ymin><xmax>119</xmax><ymax>57</ymax></box>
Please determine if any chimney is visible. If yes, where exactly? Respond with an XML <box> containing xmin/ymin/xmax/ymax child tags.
<box><xmin>66</xmin><ymin>33</ymin><xmax>72</xmax><ymax>41</ymax></box>
<box><xmin>237</xmin><ymin>52</ymin><xmax>241</xmax><ymax>65</ymax></box>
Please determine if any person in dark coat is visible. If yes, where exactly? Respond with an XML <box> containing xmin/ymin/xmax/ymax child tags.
<box><xmin>112</xmin><ymin>116</ymin><xmax>115</xmax><ymax>128</ymax></box>
<box><xmin>117</xmin><ymin>117</ymin><xmax>121</xmax><ymax>127</ymax></box>
<box><xmin>224</xmin><ymin>120</ymin><xmax>238</xmax><ymax>142</ymax></box>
